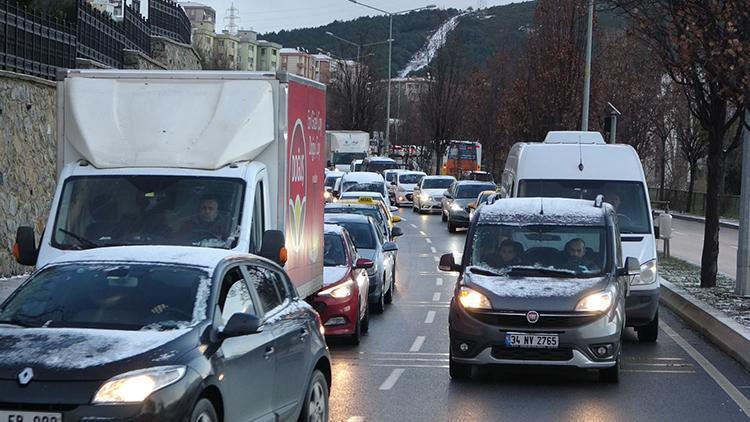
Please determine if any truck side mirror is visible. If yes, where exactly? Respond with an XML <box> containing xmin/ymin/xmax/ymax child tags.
<box><xmin>259</xmin><ymin>230</ymin><xmax>286</xmax><ymax>267</ymax></box>
<box><xmin>13</xmin><ymin>226</ymin><xmax>38</xmax><ymax>266</ymax></box>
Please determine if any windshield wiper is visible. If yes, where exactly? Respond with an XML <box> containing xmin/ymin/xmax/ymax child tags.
<box><xmin>57</xmin><ymin>228</ymin><xmax>99</xmax><ymax>249</ymax></box>
<box><xmin>506</xmin><ymin>266</ymin><xmax>579</xmax><ymax>278</ymax></box>
<box><xmin>466</xmin><ymin>266</ymin><xmax>506</xmax><ymax>277</ymax></box>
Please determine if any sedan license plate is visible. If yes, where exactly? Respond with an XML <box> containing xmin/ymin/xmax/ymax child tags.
<box><xmin>504</xmin><ymin>332</ymin><xmax>559</xmax><ymax>349</ymax></box>
<box><xmin>0</xmin><ymin>410</ymin><xmax>62</xmax><ymax>422</ymax></box>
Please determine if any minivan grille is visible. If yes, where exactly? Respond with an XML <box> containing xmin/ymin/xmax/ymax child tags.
<box><xmin>470</xmin><ymin>311</ymin><xmax>600</xmax><ymax>329</ymax></box>
<box><xmin>491</xmin><ymin>346</ymin><xmax>573</xmax><ymax>361</ymax></box>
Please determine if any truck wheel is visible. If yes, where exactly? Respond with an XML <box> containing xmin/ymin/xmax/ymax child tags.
<box><xmin>449</xmin><ymin>352</ymin><xmax>472</xmax><ymax>381</ymax></box>
<box><xmin>637</xmin><ymin>311</ymin><xmax>659</xmax><ymax>342</ymax></box>
<box><xmin>448</xmin><ymin>222</ymin><xmax>457</xmax><ymax>233</ymax></box>
<box><xmin>599</xmin><ymin>358</ymin><xmax>620</xmax><ymax>383</ymax></box>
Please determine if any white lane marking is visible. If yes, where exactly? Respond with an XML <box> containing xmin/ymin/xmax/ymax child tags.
<box><xmin>430</xmin><ymin>247</ymin><xmax>437</xmax><ymax>254</ymax></box>
<box><xmin>378</xmin><ymin>368</ymin><xmax>406</xmax><ymax>390</ymax></box>
<box><xmin>410</xmin><ymin>224</ymin><xmax>418</xmax><ymax>229</ymax></box>
<box><xmin>420</xmin><ymin>230</ymin><xmax>427</xmax><ymax>236</ymax></box>
<box><xmin>409</xmin><ymin>336</ymin><xmax>426</xmax><ymax>352</ymax></box>
<box><xmin>425</xmin><ymin>310</ymin><xmax>436</xmax><ymax>324</ymax></box>
<box><xmin>347</xmin><ymin>417</ymin><xmax>366</xmax><ymax>422</ymax></box>
<box><xmin>436</xmin><ymin>277</ymin><xmax>444</xmax><ymax>286</ymax></box>
<box><xmin>425</xmin><ymin>238</ymin><xmax>432</xmax><ymax>244</ymax></box>
<box><xmin>662</xmin><ymin>320</ymin><xmax>750</xmax><ymax>415</ymax></box>
<box><xmin>433</xmin><ymin>256</ymin><xmax>440</xmax><ymax>262</ymax></box>
<box><xmin>432</xmin><ymin>292</ymin><xmax>441</xmax><ymax>301</ymax></box>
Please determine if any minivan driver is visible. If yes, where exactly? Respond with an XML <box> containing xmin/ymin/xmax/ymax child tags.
<box><xmin>179</xmin><ymin>195</ymin><xmax>229</xmax><ymax>241</ymax></box>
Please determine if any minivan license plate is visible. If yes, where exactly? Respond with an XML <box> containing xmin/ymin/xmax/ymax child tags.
<box><xmin>504</xmin><ymin>332</ymin><xmax>559</xmax><ymax>349</ymax></box>
<box><xmin>0</xmin><ymin>410</ymin><xmax>62</xmax><ymax>422</ymax></box>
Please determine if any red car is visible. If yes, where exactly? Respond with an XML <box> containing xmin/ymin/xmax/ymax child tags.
<box><xmin>314</xmin><ymin>224</ymin><xmax>372</xmax><ymax>344</ymax></box>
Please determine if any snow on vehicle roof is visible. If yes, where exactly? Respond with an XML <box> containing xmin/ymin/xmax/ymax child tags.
<box><xmin>342</xmin><ymin>172</ymin><xmax>385</xmax><ymax>183</ymax></box>
<box><xmin>367</xmin><ymin>156</ymin><xmax>396</xmax><ymax>162</ymax></box>
<box><xmin>478</xmin><ymin>197</ymin><xmax>607</xmax><ymax>225</ymax></box>
<box><xmin>399</xmin><ymin>170</ymin><xmax>426</xmax><ymax>176</ymax></box>
<box><xmin>340</xmin><ymin>192</ymin><xmax>385</xmax><ymax>201</ymax></box>
<box><xmin>44</xmin><ymin>245</ymin><xmax>248</xmax><ymax>270</ymax></box>
<box><xmin>324</xmin><ymin>224</ymin><xmax>346</xmax><ymax>234</ymax></box>
<box><xmin>325</xmin><ymin>213</ymin><xmax>372</xmax><ymax>223</ymax></box>
<box><xmin>455</xmin><ymin>180</ymin><xmax>496</xmax><ymax>186</ymax></box>
<box><xmin>422</xmin><ymin>175</ymin><xmax>456</xmax><ymax>180</ymax></box>
<box><xmin>325</xmin><ymin>171</ymin><xmax>344</xmax><ymax>178</ymax></box>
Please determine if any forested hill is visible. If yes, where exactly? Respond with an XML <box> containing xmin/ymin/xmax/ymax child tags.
<box><xmin>261</xmin><ymin>1</ymin><xmax>625</xmax><ymax>77</ymax></box>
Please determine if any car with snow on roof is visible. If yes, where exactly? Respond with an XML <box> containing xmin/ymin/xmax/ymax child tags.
<box><xmin>0</xmin><ymin>246</ymin><xmax>331</xmax><ymax>422</ymax></box>
<box><xmin>439</xmin><ymin>197</ymin><xmax>640</xmax><ymax>383</ymax></box>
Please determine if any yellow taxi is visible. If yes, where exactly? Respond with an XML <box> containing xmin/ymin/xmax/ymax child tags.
<box><xmin>336</xmin><ymin>195</ymin><xmax>402</xmax><ymax>229</ymax></box>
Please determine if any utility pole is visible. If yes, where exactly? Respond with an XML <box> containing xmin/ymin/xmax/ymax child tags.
<box><xmin>385</xmin><ymin>15</ymin><xmax>393</xmax><ymax>152</ymax></box>
<box><xmin>736</xmin><ymin>108</ymin><xmax>750</xmax><ymax>297</ymax></box>
<box><xmin>581</xmin><ymin>0</ymin><xmax>594</xmax><ymax>131</ymax></box>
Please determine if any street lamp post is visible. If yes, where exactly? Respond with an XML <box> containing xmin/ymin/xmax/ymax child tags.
<box><xmin>581</xmin><ymin>0</ymin><xmax>594</xmax><ymax>131</ymax></box>
<box><xmin>348</xmin><ymin>0</ymin><xmax>436</xmax><ymax>152</ymax></box>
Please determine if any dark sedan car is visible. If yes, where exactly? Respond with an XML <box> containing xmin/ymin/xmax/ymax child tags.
<box><xmin>0</xmin><ymin>246</ymin><xmax>331</xmax><ymax>422</ymax></box>
<box><xmin>441</xmin><ymin>181</ymin><xmax>496</xmax><ymax>232</ymax></box>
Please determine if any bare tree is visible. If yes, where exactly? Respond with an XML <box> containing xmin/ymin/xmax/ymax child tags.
<box><xmin>327</xmin><ymin>57</ymin><xmax>385</xmax><ymax>133</ymax></box>
<box><xmin>418</xmin><ymin>36</ymin><xmax>469</xmax><ymax>174</ymax></box>
<box><xmin>611</xmin><ymin>0</ymin><xmax>747</xmax><ymax>287</ymax></box>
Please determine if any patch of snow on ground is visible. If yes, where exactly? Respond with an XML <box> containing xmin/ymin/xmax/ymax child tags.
<box><xmin>398</xmin><ymin>13</ymin><xmax>468</xmax><ymax>77</ymax></box>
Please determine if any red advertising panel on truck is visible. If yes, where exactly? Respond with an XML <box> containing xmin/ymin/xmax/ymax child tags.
<box><xmin>285</xmin><ymin>79</ymin><xmax>325</xmax><ymax>289</ymax></box>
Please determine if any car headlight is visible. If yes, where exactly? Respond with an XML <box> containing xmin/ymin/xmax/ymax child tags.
<box><xmin>420</xmin><ymin>193</ymin><xmax>431</xmax><ymax>202</ymax></box>
<box><xmin>457</xmin><ymin>286</ymin><xmax>492</xmax><ymax>310</ymax></box>
<box><xmin>450</xmin><ymin>203</ymin><xmax>463</xmax><ymax>211</ymax></box>
<box><xmin>632</xmin><ymin>259</ymin><xmax>657</xmax><ymax>285</ymax></box>
<box><xmin>319</xmin><ymin>280</ymin><xmax>354</xmax><ymax>298</ymax></box>
<box><xmin>93</xmin><ymin>366</ymin><xmax>186</xmax><ymax>403</ymax></box>
<box><xmin>575</xmin><ymin>290</ymin><xmax>614</xmax><ymax>312</ymax></box>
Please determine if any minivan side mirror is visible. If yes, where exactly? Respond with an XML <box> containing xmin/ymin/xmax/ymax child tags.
<box><xmin>219</xmin><ymin>313</ymin><xmax>261</xmax><ymax>339</ymax></box>
<box><xmin>618</xmin><ymin>257</ymin><xmax>640</xmax><ymax>276</ymax></box>
<box><xmin>438</xmin><ymin>253</ymin><xmax>462</xmax><ymax>272</ymax></box>
<box><xmin>13</xmin><ymin>226</ymin><xmax>38</xmax><ymax>266</ymax></box>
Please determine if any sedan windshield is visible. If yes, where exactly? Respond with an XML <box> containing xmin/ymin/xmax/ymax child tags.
<box><xmin>0</xmin><ymin>264</ymin><xmax>210</xmax><ymax>330</ymax></box>
<box><xmin>399</xmin><ymin>174</ymin><xmax>424</xmax><ymax>184</ymax></box>
<box><xmin>53</xmin><ymin>176</ymin><xmax>244</xmax><ymax>250</ymax></box>
<box><xmin>324</xmin><ymin>233</ymin><xmax>348</xmax><ymax>266</ymax></box>
<box><xmin>422</xmin><ymin>178</ymin><xmax>453</xmax><ymax>189</ymax></box>
<box><xmin>457</xmin><ymin>184</ymin><xmax>496</xmax><ymax>198</ymax></box>
<box><xmin>469</xmin><ymin>224</ymin><xmax>609</xmax><ymax>277</ymax></box>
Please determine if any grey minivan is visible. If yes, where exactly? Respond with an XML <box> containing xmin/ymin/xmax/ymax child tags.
<box><xmin>439</xmin><ymin>197</ymin><xmax>638</xmax><ymax>382</ymax></box>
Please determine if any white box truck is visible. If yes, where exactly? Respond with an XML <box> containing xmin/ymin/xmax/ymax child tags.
<box><xmin>500</xmin><ymin>131</ymin><xmax>660</xmax><ymax>342</ymax></box>
<box><xmin>325</xmin><ymin>130</ymin><xmax>369</xmax><ymax>171</ymax></box>
<box><xmin>14</xmin><ymin>70</ymin><xmax>326</xmax><ymax>298</ymax></box>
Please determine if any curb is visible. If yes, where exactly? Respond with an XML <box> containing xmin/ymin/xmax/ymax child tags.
<box><xmin>670</xmin><ymin>213</ymin><xmax>739</xmax><ymax>230</ymax></box>
<box><xmin>659</xmin><ymin>277</ymin><xmax>750</xmax><ymax>371</ymax></box>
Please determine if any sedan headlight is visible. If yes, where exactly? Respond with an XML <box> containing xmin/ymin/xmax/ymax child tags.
<box><xmin>93</xmin><ymin>366</ymin><xmax>186</xmax><ymax>403</ymax></box>
<box><xmin>319</xmin><ymin>280</ymin><xmax>354</xmax><ymax>298</ymax></box>
<box><xmin>419</xmin><ymin>193</ymin><xmax>431</xmax><ymax>202</ymax></box>
<box><xmin>450</xmin><ymin>203</ymin><xmax>463</xmax><ymax>211</ymax></box>
<box><xmin>575</xmin><ymin>290</ymin><xmax>613</xmax><ymax>313</ymax></box>
<box><xmin>457</xmin><ymin>286</ymin><xmax>492</xmax><ymax>310</ymax></box>
<box><xmin>632</xmin><ymin>259</ymin><xmax>658</xmax><ymax>285</ymax></box>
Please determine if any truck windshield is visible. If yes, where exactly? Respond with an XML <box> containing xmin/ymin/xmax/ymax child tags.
<box><xmin>469</xmin><ymin>224</ymin><xmax>610</xmax><ymax>277</ymax></box>
<box><xmin>333</xmin><ymin>152</ymin><xmax>366</xmax><ymax>165</ymax></box>
<box><xmin>518</xmin><ymin>180</ymin><xmax>650</xmax><ymax>234</ymax></box>
<box><xmin>52</xmin><ymin>176</ymin><xmax>245</xmax><ymax>250</ymax></box>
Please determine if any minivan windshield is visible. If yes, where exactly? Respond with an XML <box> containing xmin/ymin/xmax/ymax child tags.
<box><xmin>0</xmin><ymin>263</ymin><xmax>210</xmax><ymax>331</ymax></box>
<box><xmin>422</xmin><ymin>178</ymin><xmax>454</xmax><ymax>189</ymax></box>
<box><xmin>399</xmin><ymin>174</ymin><xmax>424</xmax><ymax>184</ymax></box>
<box><xmin>469</xmin><ymin>224</ymin><xmax>609</xmax><ymax>277</ymax></box>
<box><xmin>53</xmin><ymin>176</ymin><xmax>244</xmax><ymax>250</ymax></box>
<box><xmin>518</xmin><ymin>180</ymin><xmax>650</xmax><ymax>234</ymax></box>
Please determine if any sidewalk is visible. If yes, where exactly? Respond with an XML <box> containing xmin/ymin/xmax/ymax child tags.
<box><xmin>667</xmin><ymin>212</ymin><xmax>739</xmax><ymax>230</ymax></box>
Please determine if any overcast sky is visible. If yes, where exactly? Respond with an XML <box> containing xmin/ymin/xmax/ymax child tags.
<box><xmin>188</xmin><ymin>0</ymin><xmax>517</xmax><ymax>34</ymax></box>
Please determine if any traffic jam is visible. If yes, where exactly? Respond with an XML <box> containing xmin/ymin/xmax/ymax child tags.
<box><xmin>0</xmin><ymin>70</ymin><xmax>673</xmax><ymax>422</ymax></box>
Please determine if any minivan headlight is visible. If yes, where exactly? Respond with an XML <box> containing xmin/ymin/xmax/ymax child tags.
<box><xmin>93</xmin><ymin>366</ymin><xmax>186</xmax><ymax>403</ymax></box>
<box><xmin>632</xmin><ymin>260</ymin><xmax>657</xmax><ymax>285</ymax></box>
<box><xmin>575</xmin><ymin>290</ymin><xmax>613</xmax><ymax>313</ymax></box>
<box><xmin>458</xmin><ymin>286</ymin><xmax>492</xmax><ymax>310</ymax></box>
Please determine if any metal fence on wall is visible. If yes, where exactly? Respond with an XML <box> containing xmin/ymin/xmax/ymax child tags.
<box><xmin>0</xmin><ymin>0</ymin><xmax>77</xmax><ymax>79</ymax></box>
<box><xmin>650</xmin><ymin>188</ymin><xmax>741</xmax><ymax>219</ymax></box>
<box><xmin>149</xmin><ymin>0</ymin><xmax>191</xmax><ymax>45</ymax></box>
<box><xmin>1</xmin><ymin>0</ymin><xmax>189</xmax><ymax>80</ymax></box>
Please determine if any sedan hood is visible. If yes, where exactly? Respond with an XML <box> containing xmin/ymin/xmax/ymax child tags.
<box><xmin>465</xmin><ymin>271</ymin><xmax>609</xmax><ymax>312</ymax></box>
<box><xmin>0</xmin><ymin>326</ymin><xmax>196</xmax><ymax>381</ymax></box>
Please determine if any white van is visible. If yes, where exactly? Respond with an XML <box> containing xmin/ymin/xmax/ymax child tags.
<box><xmin>501</xmin><ymin>131</ymin><xmax>659</xmax><ymax>342</ymax></box>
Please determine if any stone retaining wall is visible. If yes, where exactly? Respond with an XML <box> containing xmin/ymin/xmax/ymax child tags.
<box><xmin>0</xmin><ymin>71</ymin><xmax>57</xmax><ymax>277</ymax></box>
